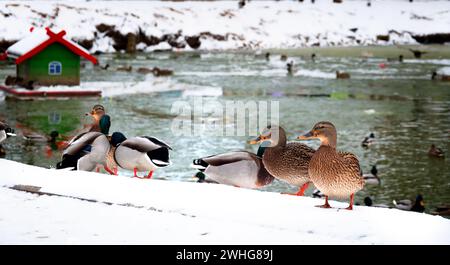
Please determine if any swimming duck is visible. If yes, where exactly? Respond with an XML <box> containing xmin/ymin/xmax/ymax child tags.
<box><xmin>137</xmin><ymin>67</ymin><xmax>153</xmax><ymax>74</ymax></box>
<box><xmin>191</xmin><ymin>144</ymin><xmax>274</xmax><ymax>189</ymax></box>
<box><xmin>428</xmin><ymin>144</ymin><xmax>444</xmax><ymax>158</ymax></box>
<box><xmin>23</xmin><ymin>130</ymin><xmax>59</xmax><ymax>143</ymax></box>
<box><xmin>431</xmin><ymin>206</ymin><xmax>450</xmax><ymax>216</ymax></box>
<box><xmin>387</xmin><ymin>55</ymin><xmax>403</xmax><ymax>62</ymax></box>
<box><xmin>249</xmin><ymin>125</ymin><xmax>315</xmax><ymax>196</ymax></box>
<box><xmin>56</xmin><ymin>131</ymin><xmax>110</xmax><ymax>172</ymax></box>
<box><xmin>151</xmin><ymin>67</ymin><xmax>174</xmax><ymax>77</ymax></box>
<box><xmin>117</xmin><ymin>65</ymin><xmax>132</xmax><ymax>72</ymax></box>
<box><xmin>409</xmin><ymin>49</ymin><xmax>427</xmax><ymax>59</ymax></box>
<box><xmin>393</xmin><ymin>194</ymin><xmax>425</xmax><ymax>213</ymax></box>
<box><xmin>280</xmin><ymin>54</ymin><xmax>288</xmax><ymax>61</ymax></box>
<box><xmin>431</xmin><ymin>71</ymin><xmax>450</xmax><ymax>81</ymax></box>
<box><xmin>297</xmin><ymin>121</ymin><xmax>364</xmax><ymax>210</ymax></box>
<box><xmin>311</xmin><ymin>53</ymin><xmax>316</xmax><ymax>62</ymax></box>
<box><xmin>361</xmin><ymin>132</ymin><xmax>375</xmax><ymax>148</ymax></box>
<box><xmin>85</xmin><ymin>104</ymin><xmax>111</xmax><ymax>135</ymax></box>
<box><xmin>0</xmin><ymin>122</ymin><xmax>15</xmax><ymax>144</ymax></box>
<box><xmin>336</xmin><ymin>71</ymin><xmax>350</xmax><ymax>79</ymax></box>
<box><xmin>286</xmin><ymin>61</ymin><xmax>295</xmax><ymax>76</ymax></box>
<box><xmin>0</xmin><ymin>122</ymin><xmax>15</xmax><ymax>156</ymax></box>
<box><xmin>363</xmin><ymin>165</ymin><xmax>381</xmax><ymax>185</ymax></box>
<box><xmin>105</xmin><ymin>133</ymin><xmax>172</xmax><ymax>179</ymax></box>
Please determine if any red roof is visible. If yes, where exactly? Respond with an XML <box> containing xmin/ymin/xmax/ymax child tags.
<box><xmin>12</xmin><ymin>28</ymin><xmax>98</xmax><ymax>65</ymax></box>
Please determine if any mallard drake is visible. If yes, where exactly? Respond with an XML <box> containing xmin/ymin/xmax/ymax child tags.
<box><xmin>191</xmin><ymin>144</ymin><xmax>274</xmax><ymax>189</ymax></box>
<box><xmin>105</xmin><ymin>133</ymin><xmax>172</xmax><ymax>179</ymax></box>
<box><xmin>85</xmin><ymin>104</ymin><xmax>111</xmax><ymax>135</ymax></box>
<box><xmin>431</xmin><ymin>71</ymin><xmax>450</xmax><ymax>81</ymax></box>
<box><xmin>0</xmin><ymin>122</ymin><xmax>16</xmax><ymax>144</ymax></box>
<box><xmin>393</xmin><ymin>194</ymin><xmax>425</xmax><ymax>213</ymax></box>
<box><xmin>336</xmin><ymin>71</ymin><xmax>350</xmax><ymax>79</ymax></box>
<box><xmin>0</xmin><ymin>122</ymin><xmax>15</xmax><ymax>157</ymax></box>
<box><xmin>428</xmin><ymin>144</ymin><xmax>445</xmax><ymax>158</ymax></box>
<box><xmin>297</xmin><ymin>121</ymin><xmax>364</xmax><ymax>210</ymax></box>
<box><xmin>56</xmin><ymin>131</ymin><xmax>110</xmax><ymax>172</ymax></box>
<box><xmin>363</xmin><ymin>165</ymin><xmax>380</xmax><ymax>185</ymax></box>
<box><xmin>361</xmin><ymin>133</ymin><xmax>375</xmax><ymax>148</ymax></box>
<box><xmin>249</xmin><ymin>125</ymin><xmax>315</xmax><ymax>196</ymax></box>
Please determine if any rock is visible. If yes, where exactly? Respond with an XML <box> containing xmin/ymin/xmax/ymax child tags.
<box><xmin>76</xmin><ymin>39</ymin><xmax>94</xmax><ymax>50</ymax></box>
<box><xmin>185</xmin><ymin>36</ymin><xmax>201</xmax><ymax>49</ymax></box>
<box><xmin>95</xmin><ymin>23</ymin><xmax>115</xmax><ymax>33</ymax></box>
<box><xmin>376</xmin><ymin>35</ymin><xmax>390</xmax><ymax>42</ymax></box>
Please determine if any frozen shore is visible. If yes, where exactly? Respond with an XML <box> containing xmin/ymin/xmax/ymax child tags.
<box><xmin>1</xmin><ymin>1</ymin><xmax>450</xmax><ymax>53</ymax></box>
<box><xmin>0</xmin><ymin>158</ymin><xmax>449</xmax><ymax>244</ymax></box>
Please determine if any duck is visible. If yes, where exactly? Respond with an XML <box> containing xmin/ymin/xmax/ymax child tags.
<box><xmin>336</xmin><ymin>71</ymin><xmax>350</xmax><ymax>79</ymax></box>
<box><xmin>363</xmin><ymin>165</ymin><xmax>381</xmax><ymax>185</ymax></box>
<box><xmin>104</xmin><ymin>132</ymin><xmax>172</xmax><ymax>179</ymax></box>
<box><xmin>84</xmin><ymin>104</ymin><xmax>111</xmax><ymax>135</ymax></box>
<box><xmin>23</xmin><ymin>130</ymin><xmax>60</xmax><ymax>143</ymax></box>
<box><xmin>151</xmin><ymin>67</ymin><xmax>174</xmax><ymax>77</ymax></box>
<box><xmin>387</xmin><ymin>55</ymin><xmax>403</xmax><ymax>62</ymax></box>
<box><xmin>137</xmin><ymin>67</ymin><xmax>153</xmax><ymax>74</ymax></box>
<box><xmin>56</xmin><ymin>131</ymin><xmax>110</xmax><ymax>172</ymax></box>
<box><xmin>286</xmin><ymin>61</ymin><xmax>295</xmax><ymax>76</ymax></box>
<box><xmin>431</xmin><ymin>71</ymin><xmax>450</xmax><ymax>81</ymax></box>
<box><xmin>363</xmin><ymin>196</ymin><xmax>390</xmax><ymax>208</ymax></box>
<box><xmin>0</xmin><ymin>122</ymin><xmax>16</xmax><ymax>156</ymax></box>
<box><xmin>249</xmin><ymin>125</ymin><xmax>315</xmax><ymax>196</ymax></box>
<box><xmin>428</xmin><ymin>144</ymin><xmax>444</xmax><ymax>158</ymax></box>
<box><xmin>265</xmin><ymin>52</ymin><xmax>270</xmax><ymax>61</ymax></box>
<box><xmin>393</xmin><ymin>194</ymin><xmax>425</xmax><ymax>213</ymax></box>
<box><xmin>117</xmin><ymin>65</ymin><xmax>132</xmax><ymax>72</ymax></box>
<box><xmin>409</xmin><ymin>49</ymin><xmax>427</xmax><ymax>59</ymax></box>
<box><xmin>311</xmin><ymin>53</ymin><xmax>316</xmax><ymax>62</ymax></box>
<box><xmin>297</xmin><ymin>121</ymin><xmax>364</xmax><ymax>210</ymax></box>
<box><xmin>191</xmin><ymin>144</ymin><xmax>274</xmax><ymax>189</ymax></box>
<box><xmin>361</xmin><ymin>132</ymin><xmax>375</xmax><ymax>148</ymax></box>
<box><xmin>280</xmin><ymin>54</ymin><xmax>288</xmax><ymax>61</ymax></box>
<box><xmin>431</xmin><ymin>206</ymin><xmax>450</xmax><ymax>216</ymax></box>
<box><xmin>312</xmin><ymin>188</ymin><xmax>325</xmax><ymax>198</ymax></box>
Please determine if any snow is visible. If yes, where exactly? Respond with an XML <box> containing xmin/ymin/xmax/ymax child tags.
<box><xmin>0</xmin><ymin>158</ymin><xmax>449</xmax><ymax>244</ymax></box>
<box><xmin>1</xmin><ymin>1</ymin><xmax>450</xmax><ymax>52</ymax></box>
<box><xmin>6</xmin><ymin>28</ymin><xmax>91</xmax><ymax>58</ymax></box>
<box><xmin>437</xmin><ymin>66</ymin><xmax>450</xmax><ymax>75</ymax></box>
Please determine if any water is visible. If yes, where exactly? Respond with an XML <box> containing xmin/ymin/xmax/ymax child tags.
<box><xmin>1</xmin><ymin>46</ymin><xmax>449</xmax><ymax>214</ymax></box>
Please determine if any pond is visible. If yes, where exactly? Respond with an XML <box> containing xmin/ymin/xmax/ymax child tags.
<box><xmin>1</xmin><ymin>45</ymin><xmax>449</xmax><ymax>214</ymax></box>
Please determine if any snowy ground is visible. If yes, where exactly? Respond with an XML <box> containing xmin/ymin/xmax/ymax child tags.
<box><xmin>0</xmin><ymin>158</ymin><xmax>449</xmax><ymax>244</ymax></box>
<box><xmin>1</xmin><ymin>1</ymin><xmax>450</xmax><ymax>52</ymax></box>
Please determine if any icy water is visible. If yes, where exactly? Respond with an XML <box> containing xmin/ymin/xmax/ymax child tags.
<box><xmin>0</xmin><ymin>46</ymin><xmax>449</xmax><ymax>214</ymax></box>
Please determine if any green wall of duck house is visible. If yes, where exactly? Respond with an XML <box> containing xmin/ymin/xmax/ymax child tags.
<box><xmin>17</xmin><ymin>43</ymin><xmax>81</xmax><ymax>86</ymax></box>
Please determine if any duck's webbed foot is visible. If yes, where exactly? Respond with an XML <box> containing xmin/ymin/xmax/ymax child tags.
<box><xmin>316</xmin><ymin>196</ymin><xmax>331</xmax><ymax>208</ymax></box>
<box><xmin>344</xmin><ymin>194</ymin><xmax>354</xmax><ymax>210</ymax></box>
<box><xmin>133</xmin><ymin>168</ymin><xmax>153</xmax><ymax>179</ymax></box>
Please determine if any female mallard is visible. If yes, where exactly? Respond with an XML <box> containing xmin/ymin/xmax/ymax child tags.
<box><xmin>105</xmin><ymin>133</ymin><xmax>172</xmax><ymax>179</ymax></box>
<box><xmin>363</xmin><ymin>165</ymin><xmax>380</xmax><ymax>185</ymax></box>
<box><xmin>85</xmin><ymin>104</ymin><xmax>111</xmax><ymax>135</ymax></box>
<box><xmin>56</xmin><ymin>131</ymin><xmax>110</xmax><ymax>172</ymax></box>
<box><xmin>297</xmin><ymin>121</ymin><xmax>364</xmax><ymax>210</ymax></box>
<box><xmin>249</xmin><ymin>125</ymin><xmax>315</xmax><ymax>196</ymax></box>
<box><xmin>428</xmin><ymin>144</ymin><xmax>445</xmax><ymax>158</ymax></box>
<box><xmin>191</xmin><ymin>144</ymin><xmax>274</xmax><ymax>189</ymax></box>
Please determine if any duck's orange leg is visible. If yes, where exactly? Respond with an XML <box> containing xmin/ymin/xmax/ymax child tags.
<box><xmin>345</xmin><ymin>193</ymin><xmax>354</xmax><ymax>210</ymax></box>
<box><xmin>104</xmin><ymin>166</ymin><xmax>117</xmax><ymax>175</ymax></box>
<box><xmin>133</xmin><ymin>168</ymin><xmax>153</xmax><ymax>179</ymax></box>
<box><xmin>144</xmin><ymin>170</ymin><xmax>153</xmax><ymax>179</ymax></box>
<box><xmin>295</xmin><ymin>183</ymin><xmax>310</xmax><ymax>196</ymax></box>
<box><xmin>316</xmin><ymin>196</ymin><xmax>331</xmax><ymax>208</ymax></box>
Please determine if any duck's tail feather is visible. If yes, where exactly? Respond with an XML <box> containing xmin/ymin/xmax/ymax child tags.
<box><xmin>191</xmin><ymin>159</ymin><xmax>208</xmax><ymax>171</ymax></box>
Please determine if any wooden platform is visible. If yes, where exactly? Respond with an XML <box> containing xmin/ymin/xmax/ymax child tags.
<box><xmin>0</xmin><ymin>85</ymin><xmax>101</xmax><ymax>100</ymax></box>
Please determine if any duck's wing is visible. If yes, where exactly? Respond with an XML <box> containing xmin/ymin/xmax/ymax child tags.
<box><xmin>63</xmin><ymin>132</ymin><xmax>103</xmax><ymax>156</ymax></box>
<box><xmin>120</xmin><ymin>136</ymin><xmax>172</xmax><ymax>153</ymax></box>
<box><xmin>202</xmin><ymin>151</ymin><xmax>256</xmax><ymax>167</ymax></box>
<box><xmin>338</xmin><ymin>151</ymin><xmax>362</xmax><ymax>176</ymax></box>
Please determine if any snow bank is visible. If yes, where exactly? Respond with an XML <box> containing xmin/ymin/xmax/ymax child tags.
<box><xmin>0</xmin><ymin>158</ymin><xmax>449</xmax><ymax>244</ymax></box>
<box><xmin>1</xmin><ymin>1</ymin><xmax>450</xmax><ymax>52</ymax></box>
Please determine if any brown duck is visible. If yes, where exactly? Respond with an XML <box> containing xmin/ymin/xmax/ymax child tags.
<box><xmin>249</xmin><ymin>125</ymin><xmax>315</xmax><ymax>196</ymax></box>
<box><xmin>297</xmin><ymin>121</ymin><xmax>364</xmax><ymax>210</ymax></box>
<box><xmin>336</xmin><ymin>71</ymin><xmax>350</xmax><ymax>79</ymax></box>
<box><xmin>428</xmin><ymin>144</ymin><xmax>444</xmax><ymax>158</ymax></box>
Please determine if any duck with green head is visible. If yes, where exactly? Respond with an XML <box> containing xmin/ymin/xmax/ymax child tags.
<box><xmin>191</xmin><ymin>143</ymin><xmax>273</xmax><ymax>189</ymax></box>
<box><xmin>297</xmin><ymin>121</ymin><xmax>364</xmax><ymax>210</ymax></box>
<box><xmin>249</xmin><ymin>125</ymin><xmax>315</xmax><ymax>196</ymax></box>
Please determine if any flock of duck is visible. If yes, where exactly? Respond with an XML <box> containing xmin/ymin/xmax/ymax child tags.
<box><xmin>0</xmin><ymin>104</ymin><xmax>447</xmax><ymax>214</ymax></box>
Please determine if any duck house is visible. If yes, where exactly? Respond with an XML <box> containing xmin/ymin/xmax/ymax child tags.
<box><xmin>5</xmin><ymin>27</ymin><xmax>98</xmax><ymax>86</ymax></box>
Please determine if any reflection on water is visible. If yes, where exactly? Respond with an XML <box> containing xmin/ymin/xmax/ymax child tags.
<box><xmin>0</xmin><ymin>48</ymin><xmax>449</xmax><ymax>215</ymax></box>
